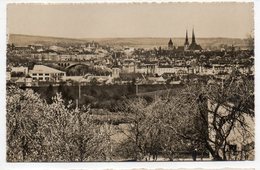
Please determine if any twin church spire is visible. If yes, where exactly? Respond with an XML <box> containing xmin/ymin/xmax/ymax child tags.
<box><xmin>168</xmin><ymin>27</ymin><xmax>202</xmax><ymax>51</ymax></box>
<box><xmin>185</xmin><ymin>27</ymin><xmax>196</xmax><ymax>46</ymax></box>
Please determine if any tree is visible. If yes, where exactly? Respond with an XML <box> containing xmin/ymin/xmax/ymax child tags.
<box><xmin>7</xmin><ymin>87</ymin><xmax>45</xmax><ymax>161</ymax></box>
<box><xmin>246</xmin><ymin>33</ymin><xmax>254</xmax><ymax>51</ymax></box>
<box><xmin>115</xmin><ymin>96</ymin><xmax>196</xmax><ymax>161</ymax></box>
<box><xmin>171</xmin><ymin>75</ymin><xmax>255</xmax><ymax>160</ymax></box>
<box><xmin>90</xmin><ymin>77</ymin><xmax>98</xmax><ymax>86</ymax></box>
<box><xmin>203</xmin><ymin>76</ymin><xmax>254</xmax><ymax>160</ymax></box>
<box><xmin>134</xmin><ymin>75</ymin><xmax>254</xmax><ymax>161</ymax></box>
<box><xmin>7</xmin><ymin>86</ymin><xmax>114</xmax><ymax>161</ymax></box>
<box><xmin>116</xmin><ymin>98</ymin><xmax>150</xmax><ymax>160</ymax></box>
<box><xmin>45</xmin><ymin>84</ymin><xmax>55</xmax><ymax>104</ymax></box>
<box><xmin>150</xmin><ymin>90</ymin><xmax>202</xmax><ymax>161</ymax></box>
<box><xmin>57</xmin><ymin>84</ymin><xmax>73</xmax><ymax>105</ymax></box>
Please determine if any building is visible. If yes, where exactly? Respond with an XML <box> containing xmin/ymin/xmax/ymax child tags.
<box><xmin>155</xmin><ymin>65</ymin><xmax>176</xmax><ymax>76</ymax></box>
<box><xmin>6</xmin><ymin>72</ymin><xmax>11</xmax><ymax>81</ymax></box>
<box><xmin>111</xmin><ymin>62</ymin><xmax>121</xmax><ymax>78</ymax></box>
<box><xmin>187</xmin><ymin>28</ymin><xmax>203</xmax><ymax>51</ymax></box>
<box><xmin>122</xmin><ymin>59</ymin><xmax>135</xmax><ymax>73</ymax></box>
<box><xmin>11</xmin><ymin>66</ymin><xmax>29</xmax><ymax>75</ymax></box>
<box><xmin>174</xmin><ymin>65</ymin><xmax>189</xmax><ymax>75</ymax></box>
<box><xmin>212</xmin><ymin>63</ymin><xmax>234</xmax><ymax>74</ymax></box>
<box><xmin>15</xmin><ymin>75</ymin><xmax>33</xmax><ymax>87</ymax></box>
<box><xmin>135</xmin><ymin>64</ymin><xmax>148</xmax><ymax>74</ymax></box>
<box><xmin>29</xmin><ymin>65</ymin><xmax>66</xmax><ymax>82</ymax></box>
<box><xmin>168</xmin><ymin>38</ymin><xmax>174</xmax><ymax>50</ymax></box>
<box><xmin>184</xmin><ymin>30</ymin><xmax>189</xmax><ymax>51</ymax></box>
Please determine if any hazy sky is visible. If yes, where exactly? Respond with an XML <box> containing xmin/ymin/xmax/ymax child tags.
<box><xmin>7</xmin><ymin>3</ymin><xmax>254</xmax><ymax>38</ymax></box>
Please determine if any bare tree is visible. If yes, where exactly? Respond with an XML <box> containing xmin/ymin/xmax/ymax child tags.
<box><xmin>246</xmin><ymin>33</ymin><xmax>254</xmax><ymax>51</ymax></box>
<box><xmin>7</xmin><ymin>86</ymin><xmax>114</xmax><ymax>162</ymax></box>
<box><xmin>7</xmin><ymin>87</ymin><xmax>45</xmax><ymax>161</ymax></box>
<box><xmin>145</xmin><ymin>75</ymin><xmax>254</xmax><ymax>161</ymax></box>
<box><xmin>176</xmin><ymin>75</ymin><xmax>254</xmax><ymax>160</ymax></box>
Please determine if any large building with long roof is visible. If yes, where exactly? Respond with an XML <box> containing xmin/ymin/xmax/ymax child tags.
<box><xmin>29</xmin><ymin>65</ymin><xmax>66</xmax><ymax>82</ymax></box>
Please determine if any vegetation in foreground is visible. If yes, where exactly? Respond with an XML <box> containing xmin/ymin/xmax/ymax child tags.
<box><xmin>6</xmin><ymin>74</ymin><xmax>254</xmax><ymax>161</ymax></box>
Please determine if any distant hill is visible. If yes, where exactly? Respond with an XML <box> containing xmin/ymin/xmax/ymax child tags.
<box><xmin>8</xmin><ymin>34</ymin><xmax>89</xmax><ymax>47</ymax></box>
<box><xmin>8</xmin><ymin>34</ymin><xmax>249</xmax><ymax>49</ymax></box>
<box><xmin>87</xmin><ymin>37</ymin><xmax>249</xmax><ymax>49</ymax></box>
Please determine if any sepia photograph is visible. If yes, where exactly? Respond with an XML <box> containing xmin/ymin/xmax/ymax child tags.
<box><xmin>6</xmin><ymin>2</ymin><xmax>254</xmax><ymax>162</ymax></box>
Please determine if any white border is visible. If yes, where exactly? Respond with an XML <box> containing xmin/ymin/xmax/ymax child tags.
<box><xmin>0</xmin><ymin>0</ymin><xmax>259</xmax><ymax>169</ymax></box>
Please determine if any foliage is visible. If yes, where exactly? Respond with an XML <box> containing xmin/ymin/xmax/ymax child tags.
<box><xmin>7</xmin><ymin>86</ymin><xmax>114</xmax><ymax>161</ymax></box>
<box><xmin>6</xmin><ymin>74</ymin><xmax>254</xmax><ymax>161</ymax></box>
<box><xmin>115</xmin><ymin>75</ymin><xmax>254</xmax><ymax>161</ymax></box>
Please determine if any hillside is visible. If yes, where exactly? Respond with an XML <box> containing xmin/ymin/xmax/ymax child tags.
<box><xmin>8</xmin><ymin>34</ymin><xmax>249</xmax><ymax>49</ymax></box>
<box><xmin>7</xmin><ymin>34</ymin><xmax>89</xmax><ymax>47</ymax></box>
<box><xmin>88</xmin><ymin>37</ymin><xmax>249</xmax><ymax>49</ymax></box>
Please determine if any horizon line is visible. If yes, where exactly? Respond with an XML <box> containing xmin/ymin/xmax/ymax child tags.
<box><xmin>7</xmin><ymin>33</ymin><xmax>248</xmax><ymax>40</ymax></box>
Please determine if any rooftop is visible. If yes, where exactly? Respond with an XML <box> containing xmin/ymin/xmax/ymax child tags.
<box><xmin>31</xmin><ymin>65</ymin><xmax>65</xmax><ymax>73</ymax></box>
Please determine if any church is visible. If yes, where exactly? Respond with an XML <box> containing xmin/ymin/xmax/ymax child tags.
<box><xmin>168</xmin><ymin>28</ymin><xmax>202</xmax><ymax>51</ymax></box>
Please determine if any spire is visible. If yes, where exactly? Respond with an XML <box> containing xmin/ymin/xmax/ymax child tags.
<box><xmin>184</xmin><ymin>30</ymin><xmax>189</xmax><ymax>45</ymax></box>
<box><xmin>192</xmin><ymin>27</ymin><xmax>196</xmax><ymax>44</ymax></box>
<box><xmin>168</xmin><ymin>38</ymin><xmax>173</xmax><ymax>49</ymax></box>
<box><xmin>168</xmin><ymin>38</ymin><xmax>173</xmax><ymax>45</ymax></box>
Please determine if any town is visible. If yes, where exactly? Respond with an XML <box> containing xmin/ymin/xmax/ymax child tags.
<box><xmin>6</xmin><ymin>2</ymin><xmax>255</xmax><ymax>163</ymax></box>
<box><xmin>6</xmin><ymin>29</ymin><xmax>254</xmax><ymax>161</ymax></box>
<box><xmin>7</xmin><ymin>29</ymin><xmax>254</xmax><ymax>88</ymax></box>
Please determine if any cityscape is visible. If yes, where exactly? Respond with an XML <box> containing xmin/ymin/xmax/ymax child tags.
<box><xmin>6</xmin><ymin>3</ymin><xmax>254</xmax><ymax>162</ymax></box>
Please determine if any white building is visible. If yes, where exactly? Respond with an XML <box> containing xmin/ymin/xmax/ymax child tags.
<box><xmin>135</xmin><ymin>65</ymin><xmax>148</xmax><ymax>74</ymax></box>
<box><xmin>29</xmin><ymin>65</ymin><xmax>66</xmax><ymax>82</ymax></box>
<box><xmin>11</xmin><ymin>66</ymin><xmax>28</xmax><ymax>75</ymax></box>
<box><xmin>199</xmin><ymin>66</ymin><xmax>214</xmax><ymax>75</ymax></box>
<box><xmin>15</xmin><ymin>76</ymin><xmax>33</xmax><ymax>87</ymax></box>
<box><xmin>174</xmin><ymin>66</ymin><xmax>188</xmax><ymax>75</ymax></box>
<box><xmin>112</xmin><ymin>66</ymin><xmax>121</xmax><ymax>78</ymax></box>
<box><xmin>122</xmin><ymin>59</ymin><xmax>136</xmax><ymax>73</ymax></box>
<box><xmin>155</xmin><ymin>65</ymin><xmax>175</xmax><ymax>76</ymax></box>
<box><xmin>6</xmin><ymin>72</ymin><xmax>11</xmax><ymax>81</ymax></box>
<box><xmin>212</xmin><ymin>64</ymin><xmax>234</xmax><ymax>74</ymax></box>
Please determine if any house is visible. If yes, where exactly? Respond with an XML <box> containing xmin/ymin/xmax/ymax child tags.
<box><xmin>112</xmin><ymin>65</ymin><xmax>121</xmax><ymax>78</ymax></box>
<box><xmin>147</xmin><ymin>76</ymin><xmax>166</xmax><ymax>84</ymax></box>
<box><xmin>15</xmin><ymin>75</ymin><xmax>34</xmax><ymax>87</ymax></box>
<box><xmin>122</xmin><ymin>59</ymin><xmax>135</xmax><ymax>73</ymax></box>
<box><xmin>29</xmin><ymin>65</ymin><xmax>66</xmax><ymax>82</ymax></box>
<box><xmin>155</xmin><ymin>65</ymin><xmax>175</xmax><ymax>76</ymax></box>
<box><xmin>85</xmin><ymin>75</ymin><xmax>113</xmax><ymax>85</ymax></box>
<box><xmin>6</xmin><ymin>72</ymin><xmax>11</xmax><ymax>81</ymax></box>
<box><xmin>174</xmin><ymin>65</ymin><xmax>188</xmax><ymax>75</ymax></box>
<box><xmin>11</xmin><ymin>66</ymin><xmax>29</xmax><ymax>75</ymax></box>
<box><xmin>143</xmin><ymin>61</ymin><xmax>157</xmax><ymax>74</ymax></box>
<box><xmin>199</xmin><ymin>65</ymin><xmax>214</xmax><ymax>75</ymax></box>
<box><xmin>135</xmin><ymin>64</ymin><xmax>148</xmax><ymax>74</ymax></box>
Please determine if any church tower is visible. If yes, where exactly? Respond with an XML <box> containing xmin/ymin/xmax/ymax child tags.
<box><xmin>191</xmin><ymin>27</ymin><xmax>196</xmax><ymax>45</ymax></box>
<box><xmin>188</xmin><ymin>27</ymin><xmax>202</xmax><ymax>51</ymax></box>
<box><xmin>184</xmin><ymin>30</ymin><xmax>189</xmax><ymax>51</ymax></box>
<box><xmin>168</xmin><ymin>38</ymin><xmax>173</xmax><ymax>50</ymax></box>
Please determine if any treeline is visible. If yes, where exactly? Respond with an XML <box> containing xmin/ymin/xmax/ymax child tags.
<box><xmin>32</xmin><ymin>84</ymin><xmax>182</xmax><ymax>110</ymax></box>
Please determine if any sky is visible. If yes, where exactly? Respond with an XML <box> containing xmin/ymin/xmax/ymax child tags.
<box><xmin>7</xmin><ymin>3</ymin><xmax>254</xmax><ymax>39</ymax></box>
